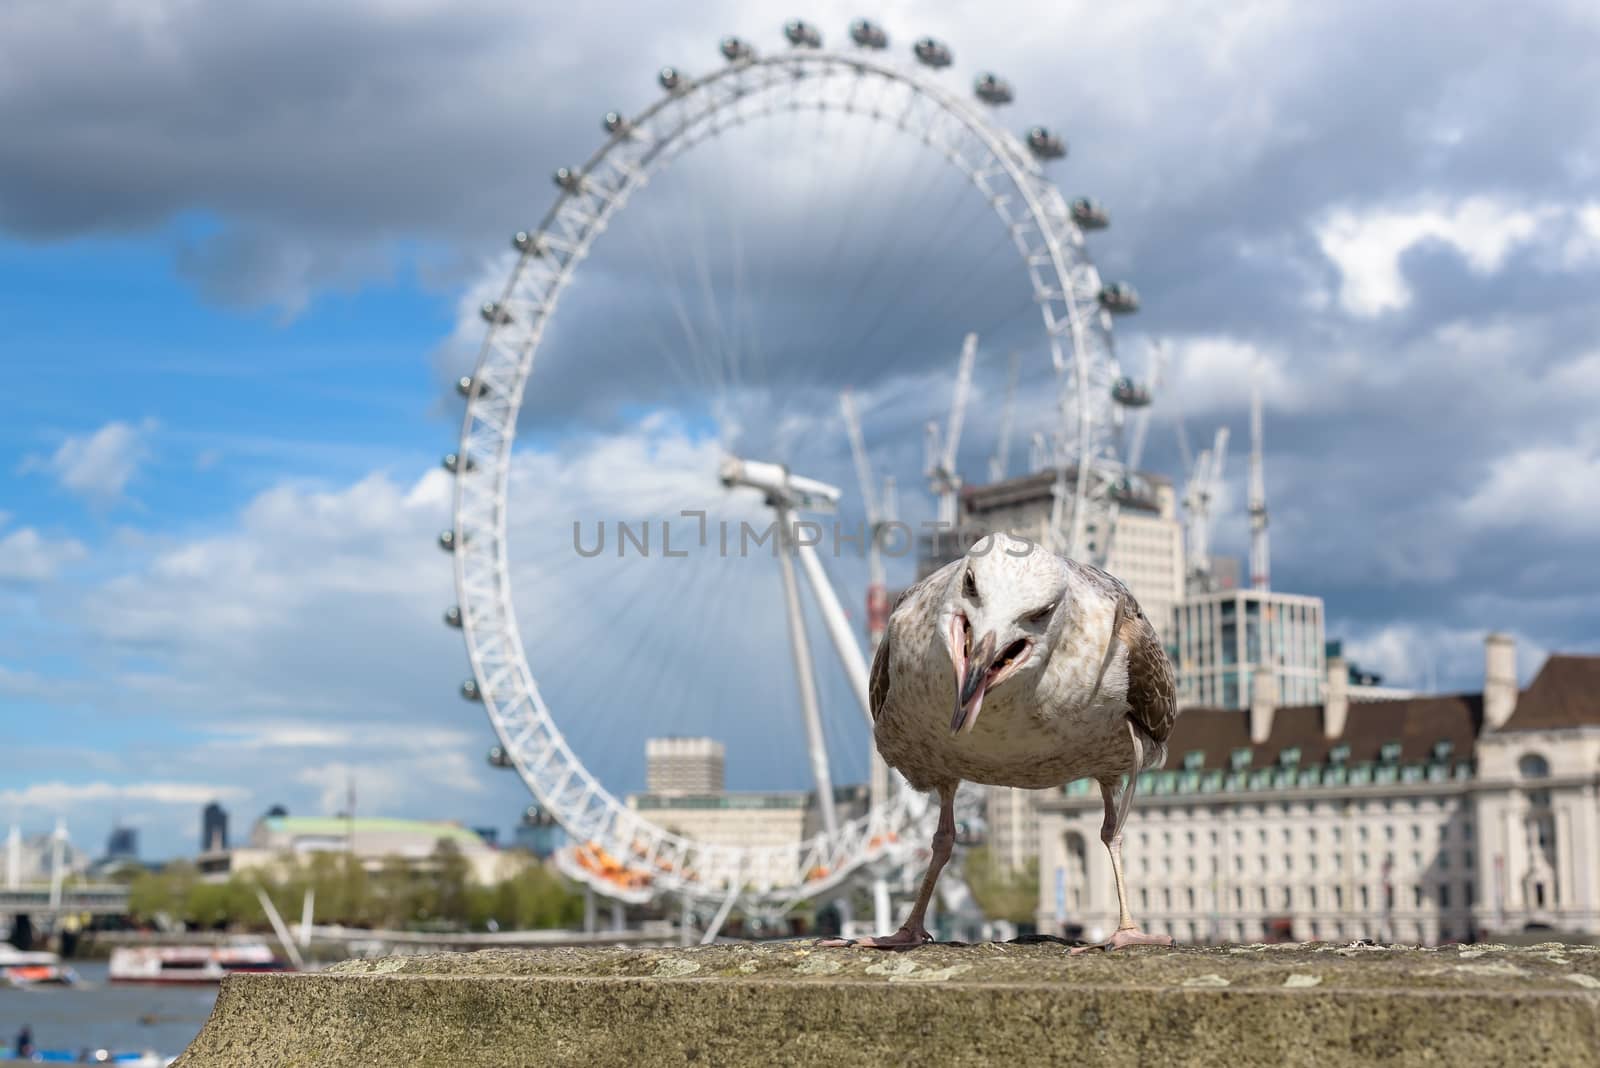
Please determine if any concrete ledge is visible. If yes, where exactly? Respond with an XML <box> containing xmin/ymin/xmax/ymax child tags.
<box><xmin>175</xmin><ymin>941</ymin><xmax>1600</xmax><ymax>1066</ymax></box>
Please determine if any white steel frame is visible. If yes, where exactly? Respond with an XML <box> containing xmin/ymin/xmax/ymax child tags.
<box><xmin>448</xmin><ymin>34</ymin><xmax>1129</xmax><ymax>909</ymax></box>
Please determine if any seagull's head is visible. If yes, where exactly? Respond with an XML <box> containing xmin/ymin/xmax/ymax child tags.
<box><xmin>938</xmin><ymin>532</ymin><xmax>1068</xmax><ymax>736</ymax></box>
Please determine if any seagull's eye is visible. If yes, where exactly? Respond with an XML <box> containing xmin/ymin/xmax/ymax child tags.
<box><xmin>1028</xmin><ymin>602</ymin><xmax>1056</xmax><ymax>624</ymax></box>
<box><xmin>963</xmin><ymin>570</ymin><xmax>978</xmax><ymax>599</ymax></box>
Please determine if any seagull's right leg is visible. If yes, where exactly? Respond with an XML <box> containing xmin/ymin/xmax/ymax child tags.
<box><xmin>817</xmin><ymin>783</ymin><xmax>956</xmax><ymax>949</ymax></box>
<box><xmin>1072</xmin><ymin>748</ymin><xmax>1173</xmax><ymax>954</ymax></box>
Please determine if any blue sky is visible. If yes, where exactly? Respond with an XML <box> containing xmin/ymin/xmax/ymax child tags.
<box><xmin>3</xmin><ymin>0</ymin><xmax>1598</xmax><ymax>861</ymax></box>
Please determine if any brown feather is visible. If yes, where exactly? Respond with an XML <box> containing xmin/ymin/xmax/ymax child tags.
<box><xmin>1118</xmin><ymin>594</ymin><xmax>1176</xmax><ymax>748</ymax></box>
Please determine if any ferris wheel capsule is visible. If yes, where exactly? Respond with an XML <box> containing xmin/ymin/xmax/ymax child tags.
<box><xmin>437</xmin><ymin>530</ymin><xmax>458</xmax><ymax>552</ymax></box>
<box><xmin>442</xmin><ymin>452</ymin><xmax>476</xmax><ymax>474</ymax></box>
<box><xmin>553</xmin><ymin>167</ymin><xmax>584</xmax><ymax>193</ymax></box>
<box><xmin>479</xmin><ymin>301</ymin><xmax>512</xmax><ymax>326</ymax></box>
<box><xmin>443</xmin><ymin>606</ymin><xmax>463</xmax><ymax>628</ymax></box>
<box><xmin>974</xmin><ymin>73</ymin><xmax>1013</xmax><ymax>105</ymax></box>
<box><xmin>783</xmin><ymin>20</ymin><xmax>821</xmax><ymax>48</ymax></box>
<box><xmin>1111</xmin><ymin>377</ymin><xmax>1152</xmax><ymax>407</ymax></box>
<box><xmin>456</xmin><ymin>375</ymin><xmax>492</xmax><ymax>399</ymax></box>
<box><xmin>1098</xmin><ymin>282</ymin><xmax>1140</xmax><ymax>314</ymax></box>
<box><xmin>512</xmin><ymin>230</ymin><xmax>545</xmax><ymax>255</ymax></box>
<box><xmin>1071</xmin><ymin>197</ymin><xmax>1109</xmax><ymax>229</ymax></box>
<box><xmin>913</xmin><ymin>37</ymin><xmax>952</xmax><ymax>68</ymax></box>
<box><xmin>849</xmin><ymin>19</ymin><xmax>888</xmax><ymax>49</ymax></box>
<box><xmin>1026</xmin><ymin>126</ymin><xmax>1066</xmax><ymax>160</ymax></box>
<box><xmin>658</xmin><ymin>66</ymin><xmax>683</xmax><ymax>92</ymax></box>
<box><xmin>487</xmin><ymin>745</ymin><xmax>514</xmax><ymax>768</ymax></box>
<box><xmin>461</xmin><ymin>679</ymin><xmax>482</xmax><ymax>701</ymax></box>
<box><xmin>602</xmin><ymin>111</ymin><xmax>631</xmax><ymax>136</ymax></box>
<box><xmin>720</xmin><ymin>36</ymin><xmax>754</xmax><ymax>62</ymax></box>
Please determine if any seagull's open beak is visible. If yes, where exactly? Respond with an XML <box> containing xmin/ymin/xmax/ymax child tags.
<box><xmin>950</xmin><ymin>621</ymin><xmax>1034</xmax><ymax>736</ymax></box>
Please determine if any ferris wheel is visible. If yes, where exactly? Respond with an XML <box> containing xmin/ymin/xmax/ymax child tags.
<box><xmin>441</xmin><ymin>19</ymin><xmax>1144</xmax><ymax>922</ymax></box>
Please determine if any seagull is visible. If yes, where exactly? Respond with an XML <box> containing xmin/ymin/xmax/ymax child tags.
<box><xmin>828</xmin><ymin>531</ymin><xmax>1176</xmax><ymax>951</ymax></box>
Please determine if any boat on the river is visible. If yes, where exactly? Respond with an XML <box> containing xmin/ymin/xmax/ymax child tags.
<box><xmin>0</xmin><ymin>943</ymin><xmax>78</xmax><ymax>987</ymax></box>
<box><xmin>107</xmin><ymin>942</ymin><xmax>295</xmax><ymax>984</ymax></box>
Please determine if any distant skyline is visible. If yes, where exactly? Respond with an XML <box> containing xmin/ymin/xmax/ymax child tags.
<box><xmin>3</xmin><ymin>1</ymin><xmax>1598</xmax><ymax>859</ymax></box>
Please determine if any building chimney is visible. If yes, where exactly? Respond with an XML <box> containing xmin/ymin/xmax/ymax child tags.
<box><xmin>1250</xmin><ymin>664</ymin><xmax>1278</xmax><ymax>744</ymax></box>
<box><xmin>1324</xmin><ymin>656</ymin><xmax>1349</xmax><ymax>739</ymax></box>
<box><xmin>1484</xmin><ymin>632</ymin><xmax>1518</xmax><ymax>730</ymax></box>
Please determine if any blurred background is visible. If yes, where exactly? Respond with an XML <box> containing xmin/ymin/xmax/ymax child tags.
<box><xmin>3</xmin><ymin>2</ymin><xmax>1600</xmax><ymax>1061</ymax></box>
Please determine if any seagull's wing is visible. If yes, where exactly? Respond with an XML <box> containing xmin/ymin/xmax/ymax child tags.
<box><xmin>871</xmin><ymin>559</ymin><xmax>961</xmax><ymax>723</ymax></box>
<box><xmin>1117</xmin><ymin>593</ymin><xmax>1177</xmax><ymax>754</ymax></box>
<box><xmin>869</xmin><ymin>620</ymin><xmax>892</xmax><ymax>724</ymax></box>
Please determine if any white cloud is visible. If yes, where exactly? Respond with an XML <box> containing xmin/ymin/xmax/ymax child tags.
<box><xmin>0</xmin><ymin>780</ymin><xmax>247</xmax><ymax>808</ymax></box>
<box><xmin>1315</xmin><ymin>197</ymin><xmax>1551</xmax><ymax>316</ymax></box>
<box><xmin>1338</xmin><ymin>622</ymin><xmax>1546</xmax><ymax>691</ymax></box>
<box><xmin>1460</xmin><ymin>442</ymin><xmax>1600</xmax><ymax>536</ymax></box>
<box><xmin>0</xmin><ymin>524</ymin><xmax>87</xmax><ymax>582</ymax></box>
<box><xmin>21</xmin><ymin>418</ymin><xmax>157</xmax><ymax>505</ymax></box>
<box><xmin>1165</xmin><ymin>335</ymin><xmax>1299</xmax><ymax>415</ymax></box>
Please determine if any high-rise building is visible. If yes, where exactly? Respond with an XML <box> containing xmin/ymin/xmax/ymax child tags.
<box><xmin>1172</xmin><ymin>587</ymin><xmax>1327</xmax><ymax>709</ymax></box>
<box><xmin>104</xmin><ymin>825</ymin><xmax>138</xmax><ymax>861</ymax></box>
<box><xmin>512</xmin><ymin>806</ymin><xmax>566</xmax><ymax>859</ymax></box>
<box><xmin>920</xmin><ymin>467</ymin><xmax>1185</xmax><ymax>645</ymax></box>
<box><xmin>1033</xmin><ymin>636</ymin><xmax>1600</xmax><ymax>945</ymax></box>
<box><xmin>201</xmin><ymin>801</ymin><xmax>229</xmax><ymax>853</ymax></box>
<box><xmin>645</xmin><ymin>737</ymin><xmax>725</xmax><ymax>795</ymax></box>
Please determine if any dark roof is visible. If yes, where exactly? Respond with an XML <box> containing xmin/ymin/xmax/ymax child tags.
<box><xmin>1167</xmin><ymin>693</ymin><xmax>1484</xmax><ymax>771</ymax></box>
<box><xmin>1501</xmin><ymin>655</ymin><xmax>1600</xmax><ymax>731</ymax></box>
<box><xmin>961</xmin><ymin>466</ymin><xmax>1171</xmax><ymax>516</ymax></box>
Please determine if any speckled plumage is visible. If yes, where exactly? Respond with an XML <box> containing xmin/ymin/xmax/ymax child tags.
<box><xmin>872</xmin><ymin>534</ymin><xmax>1176</xmax><ymax>794</ymax></box>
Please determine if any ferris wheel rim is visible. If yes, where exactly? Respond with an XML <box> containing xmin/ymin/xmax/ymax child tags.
<box><xmin>449</xmin><ymin>38</ymin><xmax>1127</xmax><ymax>905</ymax></box>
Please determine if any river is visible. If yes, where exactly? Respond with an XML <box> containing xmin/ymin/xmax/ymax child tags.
<box><xmin>1</xmin><ymin>963</ymin><xmax>214</xmax><ymax>1062</ymax></box>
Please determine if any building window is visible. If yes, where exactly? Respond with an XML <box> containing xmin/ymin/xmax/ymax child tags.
<box><xmin>1187</xmin><ymin>888</ymin><xmax>1196</xmax><ymax>911</ymax></box>
<box><xmin>1140</xmin><ymin>888</ymin><xmax>1149</xmax><ymax>909</ymax></box>
<box><xmin>1308</xmin><ymin>827</ymin><xmax>1318</xmax><ymax>844</ymax></box>
<box><xmin>1308</xmin><ymin>854</ymin><xmax>1318</xmax><ymax>871</ymax></box>
<box><xmin>1359</xmin><ymin>826</ymin><xmax>1369</xmax><ymax>842</ymax></box>
<box><xmin>1234</xmin><ymin>888</ymin><xmax>1243</xmax><ymax>909</ymax></box>
<box><xmin>1259</xmin><ymin>888</ymin><xmax>1268</xmax><ymax>909</ymax></box>
<box><xmin>1286</xmin><ymin>855</ymin><xmax>1294</xmax><ymax>872</ymax></box>
<box><xmin>1282</xmin><ymin>887</ymin><xmax>1292</xmax><ymax>908</ymax></box>
<box><xmin>1413</xmin><ymin>885</ymin><xmax>1423</xmax><ymax>908</ymax></box>
<box><xmin>1259</xmin><ymin>855</ymin><xmax>1268</xmax><ymax>873</ymax></box>
<box><xmin>1360</xmin><ymin>852</ymin><xmax>1369</xmax><ymax>870</ymax></box>
<box><xmin>1309</xmin><ymin>886</ymin><xmax>1319</xmax><ymax>909</ymax></box>
<box><xmin>1466</xmin><ymin>882</ymin><xmax>1475</xmax><ymax>907</ymax></box>
<box><xmin>1440</xmin><ymin>885</ymin><xmax>1451</xmax><ymax>908</ymax></box>
<box><xmin>1234</xmin><ymin>855</ymin><xmax>1244</xmax><ymax>874</ymax></box>
<box><xmin>1164</xmin><ymin>888</ymin><xmax>1172</xmax><ymax>909</ymax></box>
<box><xmin>1333</xmin><ymin>826</ymin><xmax>1343</xmax><ymax>844</ymax></box>
<box><xmin>1411</xmin><ymin>825</ymin><xmax>1421</xmax><ymax>841</ymax></box>
<box><xmin>1360</xmin><ymin>886</ymin><xmax>1370</xmax><ymax>910</ymax></box>
<box><xmin>1187</xmin><ymin>856</ymin><xmax>1196</xmax><ymax>874</ymax></box>
<box><xmin>1282</xmin><ymin>827</ymin><xmax>1292</xmax><ymax>844</ymax></box>
<box><xmin>1310</xmin><ymin>920</ymin><xmax>1320</xmax><ymax>939</ymax></box>
<box><xmin>1334</xmin><ymin>885</ymin><xmax>1344</xmax><ymax>911</ymax></box>
<box><xmin>1440</xmin><ymin>925</ymin><xmax>1452</xmax><ymax>943</ymax></box>
<box><xmin>1465</xmin><ymin>850</ymin><xmax>1474</xmax><ymax>870</ymax></box>
<box><xmin>1519</xmin><ymin>754</ymin><xmax>1551</xmax><ymax>779</ymax></box>
<box><xmin>1385</xmin><ymin>825</ymin><xmax>1395</xmax><ymax>842</ymax></box>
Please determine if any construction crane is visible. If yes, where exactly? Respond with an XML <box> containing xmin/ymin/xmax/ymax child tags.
<box><xmin>839</xmin><ymin>390</ymin><xmax>897</xmax><ymax>658</ymax></box>
<box><xmin>924</xmin><ymin>333</ymin><xmax>978</xmax><ymax>526</ymax></box>
<box><xmin>1248</xmin><ymin>379</ymin><xmax>1271</xmax><ymax>591</ymax></box>
<box><xmin>1183</xmin><ymin>426</ymin><xmax>1230</xmax><ymax>594</ymax></box>
<box><xmin>988</xmin><ymin>350</ymin><xmax>1021</xmax><ymax>484</ymax></box>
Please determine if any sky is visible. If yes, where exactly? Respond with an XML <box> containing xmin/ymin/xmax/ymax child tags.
<box><xmin>2</xmin><ymin>0</ymin><xmax>1598</xmax><ymax>861</ymax></box>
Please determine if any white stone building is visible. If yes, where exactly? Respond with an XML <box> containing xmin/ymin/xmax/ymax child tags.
<box><xmin>1033</xmin><ymin>635</ymin><xmax>1600</xmax><ymax>944</ymax></box>
<box><xmin>645</xmin><ymin>737</ymin><xmax>726</xmax><ymax>795</ymax></box>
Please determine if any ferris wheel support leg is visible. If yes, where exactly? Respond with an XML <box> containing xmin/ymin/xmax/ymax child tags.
<box><xmin>873</xmin><ymin>876</ymin><xmax>891</xmax><ymax>933</ymax></box>
<box><xmin>776</xmin><ymin>507</ymin><xmax>839</xmax><ymax>839</ymax></box>
<box><xmin>583</xmin><ymin>887</ymin><xmax>596</xmax><ymax>935</ymax></box>
<box><xmin>793</xmin><ymin>542</ymin><xmax>872</xmax><ymax>723</ymax></box>
<box><xmin>700</xmin><ymin>881</ymin><xmax>742</xmax><ymax>946</ymax></box>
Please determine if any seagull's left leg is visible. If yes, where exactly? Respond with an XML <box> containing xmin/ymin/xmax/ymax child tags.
<box><xmin>1072</xmin><ymin>731</ymin><xmax>1173</xmax><ymax>953</ymax></box>
<box><xmin>817</xmin><ymin>783</ymin><xmax>957</xmax><ymax>949</ymax></box>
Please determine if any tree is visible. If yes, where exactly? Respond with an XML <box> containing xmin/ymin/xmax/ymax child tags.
<box><xmin>964</xmin><ymin>844</ymin><xmax>1040</xmax><ymax>925</ymax></box>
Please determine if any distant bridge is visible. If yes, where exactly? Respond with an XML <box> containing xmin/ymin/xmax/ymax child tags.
<box><xmin>0</xmin><ymin>884</ymin><xmax>130</xmax><ymax>917</ymax></box>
